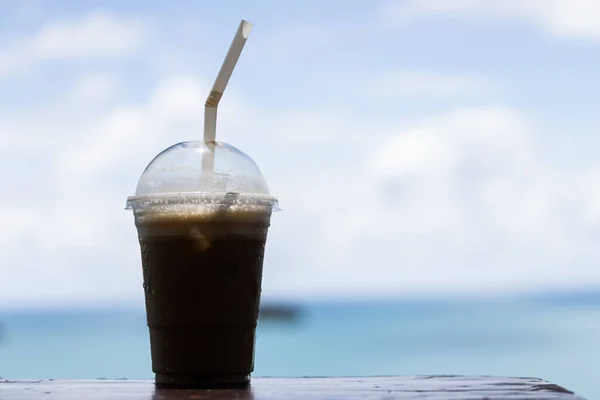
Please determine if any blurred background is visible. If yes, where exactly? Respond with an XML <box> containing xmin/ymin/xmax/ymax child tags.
<box><xmin>1</xmin><ymin>0</ymin><xmax>600</xmax><ymax>398</ymax></box>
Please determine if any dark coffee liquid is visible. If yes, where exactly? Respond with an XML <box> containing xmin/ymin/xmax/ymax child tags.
<box><xmin>136</xmin><ymin>212</ymin><xmax>270</xmax><ymax>387</ymax></box>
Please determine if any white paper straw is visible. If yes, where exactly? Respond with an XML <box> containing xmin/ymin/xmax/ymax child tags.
<box><xmin>202</xmin><ymin>20</ymin><xmax>253</xmax><ymax>174</ymax></box>
<box><xmin>204</xmin><ymin>19</ymin><xmax>253</xmax><ymax>143</ymax></box>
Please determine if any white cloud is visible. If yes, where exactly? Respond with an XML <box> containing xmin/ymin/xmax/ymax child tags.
<box><xmin>382</xmin><ymin>0</ymin><xmax>600</xmax><ymax>41</ymax></box>
<box><xmin>365</xmin><ymin>107</ymin><xmax>548</xmax><ymax>246</ymax></box>
<box><xmin>263</xmin><ymin>105</ymin><xmax>600</xmax><ymax>298</ymax></box>
<box><xmin>369</xmin><ymin>71</ymin><xmax>493</xmax><ymax>100</ymax></box>
<box><xmin>32</xmin><ymin>11</ymin><xmax>147</xmax><ymax>59</ymax></box>
<box><xmin>0</xmin><ymin>209</ymin><xmax>40</xmax><ymax>250</ymax></box>
<box><xmin>70</xmin><ymin>73</ymin><xmax>118</xmax><ymax>103</ymax></box>
<box><xmin>0</xmin><ymin>10</ymin><xmax>148</xmax><ymax>77</ymax></box>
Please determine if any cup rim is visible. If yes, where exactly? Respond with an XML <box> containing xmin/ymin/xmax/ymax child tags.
<box><xmin>125</xmin><ymin>191</ymin><xmax>279</xmax><ymax>212</ymax></box>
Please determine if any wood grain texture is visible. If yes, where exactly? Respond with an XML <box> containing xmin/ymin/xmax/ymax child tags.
<box><xmin>0</xmin><ymin>376</ymin><xmax>585</xmax><ymax>400</ymax></box>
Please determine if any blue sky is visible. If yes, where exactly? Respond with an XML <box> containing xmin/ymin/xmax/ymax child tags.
<box><xmin>1</xmin><ymin>0</ymin><xmax>600</xmax><ymax>309</ymax></box>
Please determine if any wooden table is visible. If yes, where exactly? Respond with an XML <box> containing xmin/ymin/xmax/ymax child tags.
<box><xmin>0</xmin><ymin>376</ymin><xmax>585</xmax><ymax>399</ymax></box>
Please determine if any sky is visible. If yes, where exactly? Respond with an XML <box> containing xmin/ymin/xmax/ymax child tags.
<box><xmin>1</xmin><ymin>0</ymin><xmax>600</xmax><ymax>309</ymax></box>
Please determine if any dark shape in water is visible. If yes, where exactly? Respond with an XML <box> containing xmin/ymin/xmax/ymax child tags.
<box><xmin>259</xmin><ymin>304</ymin><xmax>301</xmax><ymax>322</ymax></box>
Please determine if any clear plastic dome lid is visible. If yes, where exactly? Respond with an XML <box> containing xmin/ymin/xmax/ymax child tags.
<box><xmin>126</xmin><ymin>141</ymin><xmax>278</xmax><ymax>211</ymax></box>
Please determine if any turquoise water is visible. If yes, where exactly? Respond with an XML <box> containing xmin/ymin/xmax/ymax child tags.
<box><xmin>0</xmin><ymin>297</ymin><xmax>598</xmax><ymax>398</ymax></box>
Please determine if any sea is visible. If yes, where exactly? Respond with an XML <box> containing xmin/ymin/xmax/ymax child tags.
<box><xmin>0</xmin><ymin>296</ymin><xmax>598</xmax><ymax>399</ymax></box>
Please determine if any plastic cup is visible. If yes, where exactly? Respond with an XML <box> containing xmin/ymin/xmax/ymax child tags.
<box><xmin>126</xmin><ymin>141</ymin><xmax>278</xmax><ymax>388</ymax></box>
